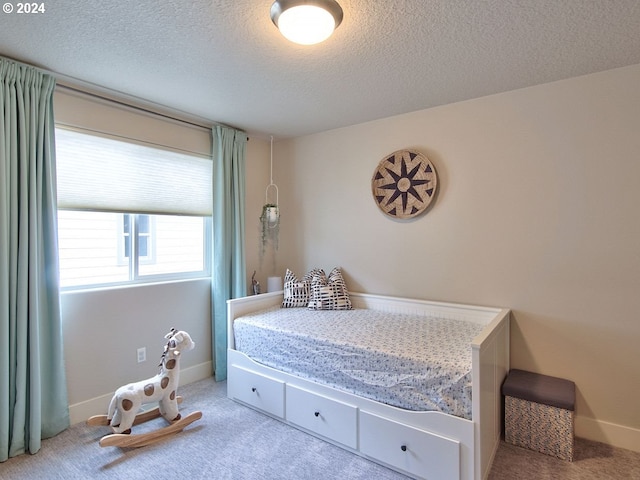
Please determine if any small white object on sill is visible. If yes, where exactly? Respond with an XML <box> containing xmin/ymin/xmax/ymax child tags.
<box><xmin>267</xmin><ymin>276</ymin><xmax>283</xmax><ymax>293</ymax></box>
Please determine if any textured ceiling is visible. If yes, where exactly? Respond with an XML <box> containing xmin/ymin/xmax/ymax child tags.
<box><xmin>1</xmin><ymin>1</ymin><xmax>639</xmax><ymax>138</ymax></box>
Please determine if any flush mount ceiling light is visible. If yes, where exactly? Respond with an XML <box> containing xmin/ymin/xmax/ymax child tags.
<box><xmin>270</xmin><ymin>0</ymin><xmax>344</xmax><ymax>45</ymax></box>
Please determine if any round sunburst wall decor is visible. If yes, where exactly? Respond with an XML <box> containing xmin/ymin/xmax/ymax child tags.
<box><xmin>371</xmin><ymin>149</ymin><xmax>438</xmax><ymax>219</ymax></box>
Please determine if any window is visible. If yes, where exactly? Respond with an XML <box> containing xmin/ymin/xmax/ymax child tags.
<box><xmin>57</xmin><ymin>211</ymin><xmax>208</xmax><ymax>288</ymax></box>
<box><xmin>55</xmin><ymin>127</ymin><xmax>212</xmax><ymax>290</ymax></box>
<box><xmin>121</xmin><ymin>214</ymin><xmax>153</xmax><ymax>263</ymax></box>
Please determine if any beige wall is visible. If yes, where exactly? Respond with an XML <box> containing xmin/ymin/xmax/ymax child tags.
<box><xmin>61</xmin><ymin>279</ymin><xmax>212</xmax><ymax>423</ymax></box>
<box><xmin>273</xmin><ymin>64</ymin><xmax>640</xmax><ymax>451</ymax></box>
<box><xmin>245</xmin><ymin>137</ymin><xmax>276</xmax><ymax>289</ymax></box>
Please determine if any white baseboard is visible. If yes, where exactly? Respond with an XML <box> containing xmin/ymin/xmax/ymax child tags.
<box><xmin>68</xmin><ymin>361</ymin><xmax>213</xmax><ymax>425</ymax></box>
<box><xmin>576</xmin><ymin>415</ymin><xmax>640</xmax><ymax>453</ymax></box>
<box><xmin>179</xmin><ymin>360</ymin><xmax>214</xmax><ymax>385</ymax></box>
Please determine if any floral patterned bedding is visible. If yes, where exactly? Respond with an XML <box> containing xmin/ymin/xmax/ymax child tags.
<box><xmin>233</xmin><ymin>306</ymin><xmax>485</xmax><ymax>419</ymax></box>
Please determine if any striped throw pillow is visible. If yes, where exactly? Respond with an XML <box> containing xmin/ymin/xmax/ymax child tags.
<box><xmin>308</xmin><ymin>267</ymin><xmax>352</xmax><ymax>310</ymax></box>
<box><xmin>282</xmin><ymin>268</ymin><xmax>325</xmax><ymax>308</ymax></box>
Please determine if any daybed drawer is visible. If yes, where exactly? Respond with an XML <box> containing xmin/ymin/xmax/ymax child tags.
<box><xmin>228</xmin><ymin>365</ymin><xmax>285</xmax><ymax>419</ymax></box>
<box><xmin>286</xmin><ymin>384</ymin><xmax>358</xmax><ymax>449</ymax></box>
<box><xmin>359</xmin><ymin>411</ymin><xmax>460</xmax><ymax>480</ymax></box>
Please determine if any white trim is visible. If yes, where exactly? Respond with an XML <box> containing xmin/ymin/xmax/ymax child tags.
<box><xmin>67</xmin><ymin>361</ymin><xmax>213</xmax><ymax>425</ymax></box>
<box><xmin>576</xmin><ymin>415</ymin><xmax>640</xmax><ymax>453</ymax></box>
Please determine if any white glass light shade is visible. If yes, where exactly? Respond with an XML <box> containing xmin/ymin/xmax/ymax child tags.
<box><xmin>271</xmin><ymin>1</ymin><xmax>343</xmax><ymax>46</ymax></box>
<box><xmin>278</xmin><ymin>6</ymin><xmax>335</xmax><ymax>45</ymax></box>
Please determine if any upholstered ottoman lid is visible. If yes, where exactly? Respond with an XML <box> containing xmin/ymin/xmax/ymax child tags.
<box><xmin>502</xmin><ymin>369</ymin><xmax>576</xmax><ymax>411</ymax></box>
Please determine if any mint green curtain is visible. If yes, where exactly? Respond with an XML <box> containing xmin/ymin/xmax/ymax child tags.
<box><xmin>211</xmin><ymin>125</ymin><xmax>247</xmax><ymax>381</ymax></box>
<box><xmin>0</xmin><ymin>58</ymin><xmax>69</xmax><ymax>461</ymax></box>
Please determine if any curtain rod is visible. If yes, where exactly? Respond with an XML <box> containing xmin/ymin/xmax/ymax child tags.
<box><xmin>55</xmin><ymin>83</ymin><xmax>217</xmax><ymax>133</ymax></box>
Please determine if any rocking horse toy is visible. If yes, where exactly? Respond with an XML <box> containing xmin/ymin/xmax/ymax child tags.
<box><xmin>87</xmin><ymin>328</ymin><xmax>202</xmax><ymax>447</ymax></box>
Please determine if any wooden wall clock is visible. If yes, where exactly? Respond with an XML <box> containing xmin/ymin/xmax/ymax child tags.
<box><xmin>371</xmin><ymin>149</ymin><xmax>438</xmax><ymax>219</ymax></box>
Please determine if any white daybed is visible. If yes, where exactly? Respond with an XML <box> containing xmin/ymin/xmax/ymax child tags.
<box><xmin>227</xmin><ymin>291</ymin><xmax>510</xmax><ymax>480</ymax></box>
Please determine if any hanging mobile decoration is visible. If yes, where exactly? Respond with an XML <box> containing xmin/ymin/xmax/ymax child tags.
<box><xmin>260</xmin><ymin>136</ymin><xmax>280</xmax><ymax>258</ymax></box>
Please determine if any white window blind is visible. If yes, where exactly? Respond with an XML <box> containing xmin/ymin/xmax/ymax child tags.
<box><xmin>56</xmin><ymin>128</ymin><xmax>212</xmax><ymax>216</ymax></box>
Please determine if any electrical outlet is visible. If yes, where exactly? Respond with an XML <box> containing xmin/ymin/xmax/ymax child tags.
<box><xmin>137</xmin><ymin>347</ymin><xmax>146</xmax><ymax>363</ymax></box>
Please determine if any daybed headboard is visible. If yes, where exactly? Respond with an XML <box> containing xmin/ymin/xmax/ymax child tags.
<box><xmin>349</xmin><ymin>292</ymin><xmax>505</xmax><ymax>325</ymax></box>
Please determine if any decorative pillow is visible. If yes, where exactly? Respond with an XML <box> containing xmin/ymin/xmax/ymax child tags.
<box><xmin>307</xmin><ymin>267</ymin><xmax>352</xmax><ymax>310</ymax></box>
<box><xmin>281</xmin><ymin>268</ymin><xmax>325</xmax><ymax>308</ymax></box>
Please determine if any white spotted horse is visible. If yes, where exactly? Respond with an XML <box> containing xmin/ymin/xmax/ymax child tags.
<box><xmin>88</xmin><ymin>329</ymin><xmax>202</xmax><ymax>447</ymax></box>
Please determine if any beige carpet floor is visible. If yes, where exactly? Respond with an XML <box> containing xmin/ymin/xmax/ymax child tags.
<box><xmin>489</xmin><ymin>436</ymin><xmax>640</xmax><ymax>479</ymax></box>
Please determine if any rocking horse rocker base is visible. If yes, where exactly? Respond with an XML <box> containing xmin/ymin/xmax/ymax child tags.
<box><xmin>87</xmin><ymin>329</ymin><xmax>202</xmax><ymax>448</ymax></box>
<box><xmin>87</xmin><ymin>396</ymin><xmax>203</xmax><ymax>448</ymax></box>
<box><xmin>91</xmin><ymin>411</ymin><xmax>203</xmax><ymax>448</ymax></box>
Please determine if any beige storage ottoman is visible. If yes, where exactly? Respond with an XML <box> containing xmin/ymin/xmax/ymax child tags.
<box><xmin>502</xmin><ymin>369</ymin><xmax>576</xmax><ymax>461</ymax></box>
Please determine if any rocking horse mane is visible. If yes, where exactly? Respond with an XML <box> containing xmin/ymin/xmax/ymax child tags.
<box><xmin>158</xmin><ymin>327</ymin><xmax>178</xmax><ymax>369</ymax></box>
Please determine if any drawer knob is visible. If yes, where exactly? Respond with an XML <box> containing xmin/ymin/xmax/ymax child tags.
<box><xmin>401</xmin><ymin>445</ymin><xmax>407</xmax><ymax>452</ymax></box>
<box><xmin>251</xmin><ymin>387</ymin><xmax>257</xmax><ymax>393</ymax></box>
<box><xmin>314</xmin><ymin>411</ymin><xmax>320</xmax><ymax>417</ymax></box>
